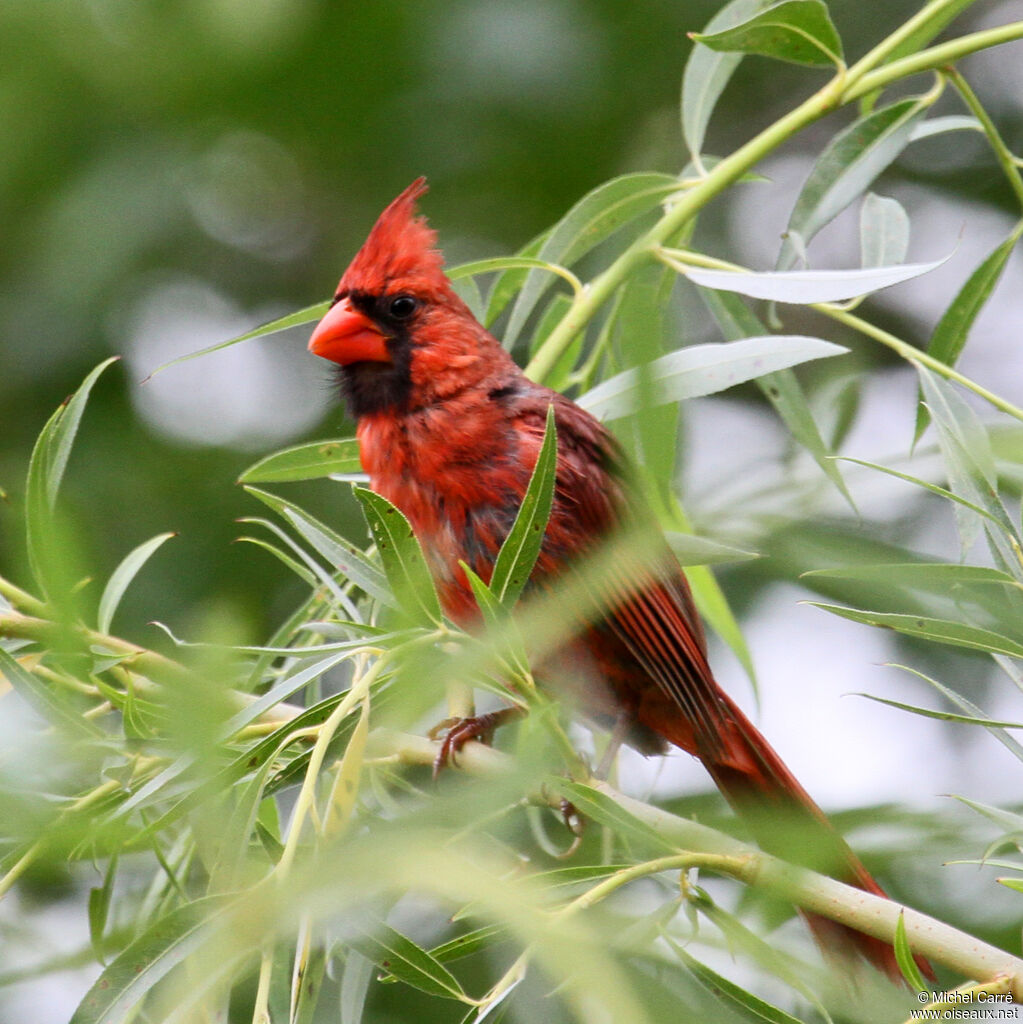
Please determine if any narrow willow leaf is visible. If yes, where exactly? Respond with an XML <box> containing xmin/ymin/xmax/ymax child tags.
<box><xmin>324</xmin><ymin>694</ymin><xmax>370</xmax><ymax>836</ymax></box>
<box><xmin>504</xmin><ymin>173</ymin><xmax>679</xmax><ymax>348</ymax></box>
<box><xmin>450</xmin><ymin>273</ymin><xmax>484</xmax><ymax>321</ymax></box>
<box><xmin>340</xmin><ymin>950</ymin><xmax>374</xmax><ymax>1024</ymax></box>
<box><xmin>490</xmin><ymin>406</ymin><xmax>557</xmax><ymax>607</ymax></box>
<box><xmin>916</xmin><ymin>230</ymin><xmax>1020</xmax><ymax>441</ymax></box>
<box><xmin>672</xmin><ymin>944</ymin><xmax>804</xmax><ymax>1023</ymax></box>
<box><xmin>700</xmin><ymin>288</ymin><xmax>851</xmax><ymax>503</ymax></box>
<box><xmin>808</xmin><ymin>603</ymin><xmax>1023</xmax><ymax>659</ymax></box>
<box><xmin>778</xmin><ymin>97</ymin><xmax>928</xmax><ymax>269</ymax></box>
<box><xmin>352</xmin><ymin>923</ymin><xmax>467</xmax><ymax>1000</ymax></box>
<box><xmin>917</xmin><ymin>367</ymin><xmax>1018</xmax><ymax>570</ymax></box>
<box><xmin>909</xmin><ymin>114</ymin><xmax>983</xmax><ymax>142</ymax></box>
<box><xmin>578</xmin><ymin>336</ymin><xmax>846</xmax><ymax>421</ymax></box>
<box><xmin>448</xmin><ymin>255</ymin><xmax>580</xmax><ymax>293</ymax></box>
<box><xmin>423</xmin><ymin>924</ymin><xmax>508</xmax><ymax>967</ymax></box>
<box><xmin>803</xmin><ymin>563</ymin><xmax>1021</xmax><ymax>587</ymax></box>
<box><xmin>998</xmin><ymin>877</ymin><xmax>1023</xmax><ymax>893</ymax></box>
<box><xmin>88</xmin><ymin>854</ymin><xmax>118</xmax><ymax>960</ymax></box>
<box><xmin>239</xmin><ymin>439</ymin><xmax>362</xmax><ymax>483</ymax></box>
<box><xmin>354</xmin><ymin>487</ymin><xmax>442</xmax><ymax>626</ymax></box>
<box><xmin>97</xmin><ymin>532</ymin><xmax>176</xmax><ymax>633</ymax></box>
<box><xmin>482</xmin><ymin>229</ymin><xmax>550</xmax><ymax>327</ymax></box>
<box><xmin>0</xmin><ymin>647</ymin><xmax>99</xmax><ymax>736</ymax></box>
<box><xmin>555</xmin><ymin>781</ymin><xmax>676</xmax><ymax>853</ymax></box>
<box><xmin>69</xmin><ymin>895</ymin><xmax>238</xmax><ymax>1024</ymax></box>
<box><xmin>141</xmin><ymin>302</ymin><xmax>329</xmax><ymax>382</ymax></box>
<box><xmin>857</xmin><ymin>692</ymin><xmax>1023</xmax><ymax>730</ymax></box>
<box><xmin>687</xmin><ymin>255</ymin><xmax>947</xmax><ymax>303</ymax></box>
<box><xmin>682</xmin><ymin>0</ymin><xmax>768</xmax><ymax>164</ymax></box>
<box><xmin>26</xmin><ymin>358</ymin><xmax>120</xmax><ymax>589</ymax></box>
<box><xmin>859</xmin><ymin>192</ymin><xmax>909</xmax><ymax>268</ymax></box>
<box><xmin>235</xmin><ymin>536</ymin><xmax>319</xmax><ymax>586</ymax></box>
<box><xmin>893</xmin><ymin>912</ymin><xmax>927</xmax><ymax>991</ymax></box>
<box><xmin>244</xmin><ymin>487</ymin><xmax>394</xmax><ymax>608</ymax></box>
<box><xmin>691</xmin><ymin>0</ymin><xmax>843</xmax><ymax>68</ymax></box>
<box><xmin>891</xmin><ymin>663</ymin><xmax>1023</xmax><ymax>763</ymax></box>
<box><xmin>952</xmin><ymin>795</ymin><xmax>1023</xmax><ymax>833</ymax></box>
<box><xmin>528</xmin><ymin>293</ymin><xmax>578</xmax><ymax>393</ymax></box>
<box><xmin>665</xmin><ymin>532</ymin><xmax>758</xmax><ymax>565</ymax></box>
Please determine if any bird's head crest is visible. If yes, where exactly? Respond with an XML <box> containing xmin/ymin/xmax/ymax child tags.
<box><xmin>338</xmin><ymin>177</ymin><xmax>447</xmax><ymax>298</ymax></box>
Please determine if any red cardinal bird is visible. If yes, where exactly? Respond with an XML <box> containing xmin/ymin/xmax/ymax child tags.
<box><xmin>308</xmin><ymin>178</ymin><xmax>930</xmax><ymax>983</ymax></box>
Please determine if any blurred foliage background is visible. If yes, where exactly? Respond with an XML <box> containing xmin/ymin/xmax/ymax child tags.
<box><xmin>2</xmin><ymin>1</ymin><xmax>1023</xmax><ymax>1020</ymax></box>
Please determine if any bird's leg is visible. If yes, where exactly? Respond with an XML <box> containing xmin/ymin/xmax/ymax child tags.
<box><xmin>430</xmin><ymin>706</ymin><xmax>526</xmax><ymax>779</ymax></box>
<box><xmin>594</xmin><ymin>713</ymin><xmax>633</xmax><ymax>780</ymax></box>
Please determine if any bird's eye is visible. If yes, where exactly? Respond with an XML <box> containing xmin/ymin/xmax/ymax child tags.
<box><xmin>386</xmin><ymin>294</ymin><xmax>419</xmax><ymax>321</ymax></box>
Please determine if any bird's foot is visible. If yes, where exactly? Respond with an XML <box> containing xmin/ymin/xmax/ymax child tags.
<box><xmin>429</xmin><ymin>707</ymin><xmax>525</xmax><ymax>779</ymax></box>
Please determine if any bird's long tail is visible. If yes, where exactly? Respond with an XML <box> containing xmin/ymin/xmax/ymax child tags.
<box><xmin>662</xmin><ymin>690</ymin><xmax>934</xmax><ymax>985</ymax></box>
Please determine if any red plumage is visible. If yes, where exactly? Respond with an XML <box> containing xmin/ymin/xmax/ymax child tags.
<box><xmin>308</xmin><ymin>179</ymin><xmax>931</xmax><ymax>983</ymax></box>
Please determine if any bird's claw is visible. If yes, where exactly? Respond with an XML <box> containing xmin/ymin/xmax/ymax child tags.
<box><xmin>430</xmin><ymin>707</ymin><xmax>524</xmax><ymax>779</ymax></box>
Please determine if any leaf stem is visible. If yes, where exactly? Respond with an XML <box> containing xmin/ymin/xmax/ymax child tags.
<box><xmin>946</xmin><ymin>67</ymin><xmax>1023</xmax><ymax>210</ymax></box>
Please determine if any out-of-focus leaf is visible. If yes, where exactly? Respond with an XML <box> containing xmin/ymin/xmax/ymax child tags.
<box><xmin>690</xmin><ymin>0</ymin><xmax>843</xmax><ymax>68</ymax></box>
<box><xmin>859</xmin><ymin>192</ymin><xmax>909</xmax><ymax>268</ymax></box>
<box><xmin>0</xmin><ymin>647</ymin><xmax>99</xmax><ymax>736</ymax></box>
<box><xmin>352</xmin><ymin>923</ymin><xmax>467</xmax><ymax>1000</ymax></box>
<box><xmin>671</xmin><ymin>943</ymin><xmax>804</xmax><ymax>1023</ymax></box>
<box><xmin>528</xmin><ymin>293</ymin><xmax>579</xmax><ymax>393</ymax></box>
<box><xmin>490</xmin><ymin>406</ymin><xmax>557</xmax><ymax>607</ymax></box>
<box><xmin>700</xmin><ymin>288</ymin><xmax>851</xmax><ymax>503</ymax></box>
<box><xmin>354</xmin><ymin>487</ymin><xmax>442</xmax><ymax>626</ymax></box>
<box><xmin>26</xmin><ymin>358</ymin><xmax>119</xmax><ymax>589</ymax></box>
<box><xmin>97</xmin><ymin>532</ymin><xmax>176</xmax><ymax>633</ymax></box>
<box><xmin>778</xmin><ymin>97</ymin><xmax>929</xmax><ymax>269</ymax></box>
<box><xmin>69</xmin><ymin>895</ymin><xmax>238</xmax><ymax>1024</ymax></box>
<box><xmin>578</xmin><ymin>336</ymin><xmax>846</xmax><ymax>421</ymax></box>
<box><xmin>857</xmin><ymin>693</ymin><xmax>1023</xmax><ymax>730</ymax></box>
<box><xmin>686</xmin><ymin>255</ymin><xmax>948</xmax><ymax>303</ymax></box>
<box><xmin>245</xmin><ymin>487</ymin><xmax>394</xmax><ymax>608</ymax></box>
<box><xmin>916</xmin><ymin>231</ymin><xmax>1021</xmax><ymax>440</ymax></box>
<box><xmin>951</xmin><ymin>795</ymin><xmax>1023</xmax><ymax>834</ymax></box>
<box><xmin>88</xmin><ymin>855</ymin><xmax>118</xmax><ymax>961</ymax></box>
<box><xmin>239</xmin><ymin>439</ymin><xmax>361</xmax><ymax>483</ymax></box>
<box><xmin>324</xmin><ymin>694</ymin><xmax>370</xmax><ymax>837</ymax></box>
<box><xmin>504</xmin><ymin>174</ymin><xmax>679</xmax><ymax>348</ymax></box>
<box><xmin>809</xmin><ymin>603</ymin><xmax>1023</xmax><ymax>658</ymax></box>
<box><xmin>141</xmin><ymin>303</ymin><xmax>329</xmax><ymax>382</ymax></box>
<box><xmin>556</xmin><ymin>781</ymin><xmax>676</xmax><ymax>853</ymax></box>
<box><xmin>451</xmin><ymin>274</ymin><xmax>484</xmax><ymax>321</ymax></box>
<box><xmin>340</xmin><ymin>950</ymin><xmax>374</xmax><ymax>1024</ymax></box>
<box><xmin>665</xmin><ymin>532</ymin><xmax>759</xmax><ymax>565</ymax></box>
<box><xmin>682</xmin><ymin>0</ymin><xmax>769</xmax><ymax>165</ymax></box>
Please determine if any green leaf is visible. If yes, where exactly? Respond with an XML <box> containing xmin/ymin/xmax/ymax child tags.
<box><xmin>916</xmin><ymin>230</ymin><xmax>1021</xmax><ymax>440</ymax></box>
<box><xmin>857</xmin><ymin>692</ymin><xmax>1023</xmax><ymax>730</ymax></box>
<box><xmin>0</xmin><ymin>647</ymin><xmax>99</xmax><ymax>736</ymax></box>
<box><xmin>893</xmin><ymin>911</ymin><xmax>927</xmax><ymax>992</ymax></box>
<box><xmin>352</xmin><ymin>922</ymin><xmax>467</xmax><ymax>1000</ymax></box>
<box><xmin>490</xmin><ymin>406</ymin><xmax>558</xmax><ymax>607</ymax></box>
<box><xmin>686</xmin><ymin>255</ymin><xmax>948</xmax><ymax>303</ymax></box>
<box><xmin>803</xmin><ymin>562</ymin><xmax>1022</xmax><ymax>588</ymax></box>
<box><xmin>998</xmin><ymin>877</ymin><xmax>1023</xmax><ymax>893</ymax></box>
<box><xmin>239</xmin><ymin>438</ymin><xmax>362</xmax><ymax>483</ymax></box>
<box><xmin>70</xmin><ymin>895</ymin><xmax>238</xmax><ymax>1024</ymax></box>
<box><xmin>97</xmin><ymin>532</ymin><xmax>176</xmax><ymax>633</ymax></box>
<box><xmin>503</xmin><ymin>173</ymin><xmax>680</xmax><ymax>348</ymax></box>
<box><xmin>555</xmin><ymin>781</ymin><xmax>676</xmax><ymax>853</ymax></box>
<box><xmin>700</xmin><ymin>288</ymin><xmax>851</xmax><ymax>504</ymax></box>
<box><xmin>665</xmin><ymin>532</ymin><xmax>759</xmax><ymax>565</ymax></box>
<box><xmin>690</xmin><ymin>0</ymin><xmax>843</xmax><ymax>68</ymax></box>
<box><xmin>354</xmin><ymin>487</ymin><xmax>442</xmax><ymax>626</ymax></box>
<box><xmin>244</xmin><ymin>487</ymin><xmax>394</xmax><ymax>608</ymax></box>
<box><xmin>578</xmin><ymin>335</ymin><xmax>846</xmax><ymax>421</ymax></box>
<box><xmin>88</xmin><ymin>854</ymin><xmax>118</xmax><ymax>960</ymax></box>
<box><xmin>916</xmin><ymin>367</ymin><xmax>1019</xmax><ymax>570</ymax></box>
<box><xmin>909</xmin><ymin>114</ymin><xmax>983</xmax><ymax>142</ymax></box>
<box><xmin>808</xmin><ymin>603</ymin><xmax>1023</xmax><ymax>659</ymax></box>
<box><xmin>859</xmin><ymin>192</ymin><xmax>909</xmax><ymax>268</ymax></box>
<box><xmin>141</xmin><ymin>302</ymin><xmax>329</xmax><ymax>382</ymax></box>
<box><xmin>682</xmin><ymin>0</ymin><xmax>769</xmax><ymax>165</ymax></box>
<box><xmin>779</xmin><ymin>97</ymin><xmax>929</xmax><ymax>269</ymax></box>
<box><xmin>26</xmin><ymin>357</ymin><xmax>120</xmax><ymax>589</ymax></box>
<box><xmin>423</xmin><ymin>924</ymin><xmax>509</xmax><ymax>967</ymax></box>
<box><xmin>672</xmin><ymin>944</ymin><xmax>805</xmax><ymax>1023</ymax></box>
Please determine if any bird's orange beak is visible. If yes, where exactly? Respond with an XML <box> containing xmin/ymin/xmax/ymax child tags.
<box><xmin>308</xmin><ymin>298</ymin><xmax>390</xmax><ymax>365</ymax></box>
